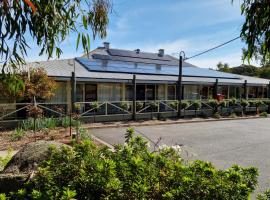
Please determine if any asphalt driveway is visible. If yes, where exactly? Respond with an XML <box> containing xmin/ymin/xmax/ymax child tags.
<box><xmin>91</xmin><ymin>118</ymin><xmax>270</xmax><ymax>193</ymax></box>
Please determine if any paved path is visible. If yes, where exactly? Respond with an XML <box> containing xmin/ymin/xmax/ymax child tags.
<box><xmin>90</xmin><ymin>118</ymin><xmax>270</xmax><ymax>193</ymax></box>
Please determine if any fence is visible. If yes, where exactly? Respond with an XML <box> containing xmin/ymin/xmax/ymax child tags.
<box><xmin>0</xmin><ymin>99</ymin><xmax>269</xmax><ymax>128</ymax></box>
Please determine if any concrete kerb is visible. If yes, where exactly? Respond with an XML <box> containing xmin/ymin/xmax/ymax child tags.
<box><xmin>83</xmin><ymin>115</ymin><xmax>265</xmax><ymax>130</ymax></box>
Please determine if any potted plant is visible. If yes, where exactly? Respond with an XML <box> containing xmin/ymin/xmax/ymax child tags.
<box><xmin>119</xmin><ymin>102</ymin><xmax>129</xmax><ymax>120</ymax></box>
<box><xmin>136</xmin><ymin>102</ymin><xmax>144</xmax><ymax>112</ymax></box>
<box><xmin>181</xmin><ymin>101</ymin><xmax>190</xmax><ymax>117</ymax></box>
<box><xmin>219</xmin><ymin>100</ymin><xmax>227</xmax><ymax>115</ymax></box>
<box><xmin>208</xmin><ymin>99</ymin><xmax>219</xmax><ymax>113</ymax></box>
<box><xmin>240</xmin><ymin>99</ymin><xmax>249</xmax><ymax>116</ymax></box>
<box><xmin>255</xmin><ymin>100</ymin><xmax>265</xmax><ymax>115</ymax></box>
<box><xmin>148</xmin><ymin>101</ymin><xmax>158</xmax><ymax>120</ymax></box>
<box><xmin>89</xmin><ymin>102</ymin><xmax>99</xmax><ymax>123</ymax></box>
<box><xmin>193</xmin><ymin>100</ymin><xmax>201</xmax><ymax>118</ymax></box>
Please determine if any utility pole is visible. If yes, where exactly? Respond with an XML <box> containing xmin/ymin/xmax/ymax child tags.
<box><xmin>178</xmin><ymin>51</ymin><xmax>185</xmax><ymax>118</ymax></box>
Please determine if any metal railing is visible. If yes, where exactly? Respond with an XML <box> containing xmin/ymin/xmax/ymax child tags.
<box><xmin>0</xmin><ymin>99</ymin><xmax>269</xmax><ymax>122</ymax></box>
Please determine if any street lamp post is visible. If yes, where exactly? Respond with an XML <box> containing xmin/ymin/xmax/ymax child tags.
<box><xmin>178</xmin><ymin>51</ymin><xmax>185</xmax><ymax>118</ymax></box>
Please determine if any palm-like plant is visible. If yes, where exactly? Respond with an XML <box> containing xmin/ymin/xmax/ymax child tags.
<box><xmin>255</xmin><ymin>100</ymin><xmax>265</xmax><ymax>114</ymax></box>
<box><xmin>181</xmin><ymin>101</ymin><xmax>190</xmax><ymax>117</ymax></box>
<box><xmin>240</xmin><ymin>100</ymin><xmax>249</xmax><ymax>116</ymax></box>
<box><xmin>193</xmin><ymin>100</ymin><xmax>202</xmax><ymax>118</ymax></box>
<box><xmin>208</xmin><ymin>99</ymin><xmax>219</xmax><ymax>113</ymax></box>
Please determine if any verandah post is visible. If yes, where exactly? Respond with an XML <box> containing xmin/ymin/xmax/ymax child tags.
<box><xmin>132</xmin><ymin>75</ymin><xmax>136</xmax><ymax>120</ymax></box>
<box><xmin>71</xmin><ymin>72</ymin><xmax>76</xmax><ymax>113</ymax></box>
<box><xmin>213</xmin><ymin>78</ymin><xmax>218</xmax><ymax>99</ymax></box>
<box><xmin>268</xmin><ymin>81</ymin><xmax>270</xmax><ymax>99</ymax></box>
<box><xmin>177</xmin><ymin>55</ymin><xmax>183</xmax><ymax>118</ymax></box>
<box><xmin>244</xmin><ymin>80</ymin><xmax>248</xmax><ymax>100</ymax></box>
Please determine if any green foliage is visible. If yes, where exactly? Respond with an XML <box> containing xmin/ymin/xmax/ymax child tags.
<box><xmin>219</xmin><ymin>100</ymin><xmax>227</xmax><ymax>108</ymax></box>
<box><xmin>21</xmin><ymin>117</ymin><xmax>58</xmax><ymax>131</ymax></box>
<box><xmin>136</xmin><ymin>102</ymin><xmax>144</xmax><ymax>111</ymax></box>
<box><xmin>255</xmin><ymin>100</ymin><xmax>265</xmax><ymax>108</ymax></box>
<box><xmin>213</xmin><ymin>112</ymin><xmax>221</xmax><ymax>119</ymax></box>
<box><xmin>0</xmin><ymin>194</ymin><xmax>6</xmax><ymax>200</ymax></box>
<box><xmin>193</xmin><ymin>100</ymin><xmax>202</xmax><ymax>110</ymax></box>
<box><xmin>0</xmin><ymin>148</ymin><xmax>12</xmax><ymax>171</ymax></box>
<box><xmin>181</xmin><ymin>101</ymin><xmax>190</xmax><ymax>109</ymax></box>
<box><xmin>260</xmin><ymin>112</ymin><xmax>268</xmax><ymax>118</ymax></box>
<box><xmin>241</xmin><ymin>99</ymin><xmax>249</xmax><ymax>107</ymax></box>
<box><xmin>235</xmin><ymin>0</ymin><xmax>270</xmax><ymax>63</ymax></box>
<box><xmin>258</xmin><ymin>190</ymin><xmax>270</xmax><ymax>200</ymax></box>
<box><xmin>10</xmin><ymin>128</ymin><xmax>26</xmax><ymax>141</ymax></box>
<box><xmin>79</xmin><ymin>127</ymin><xmax>92</xmax><ymax>141</ymax></box>
<box><xmin>228</xmin><ymin>98</ymin><xmax>238</xmax><ymax>106</ymax></box>
<box><xmin>263</xmin><ymin>100</ymin><xmax>270</xmax><ymax>106</ymax></box>
<box><xmin>125</xmin><ymin>127</ymin><xmax>135</xmax><ymax>143</ymax></box>
<box><xmin>148</xmin><ymin>101</ymin><xmax>158</xmax><ymax>109</ymax></box>
<box><xmin>60</xmin><ymin>116</ymin><xmax>75</xmax><ymax>128</ymax></box>
<box><xmin>89</xmin><ymin>102</ymin><xmax>100</xmax><ymax>110</ymax></box>
<box><xmin>119</xmin><ymin>102</ymin><xmax>129</xmax><ymax>111</ymax></box>
<box><xmin>229</xmin><ymin>112</ymin><xmax>237</xmax><ymax>118</ymax></box>
<box><xmin>208</xmin><ymin>99</ymin><xmax>219</xmax><ymax>109</ymax></box>
<box><xmin>0</xmin><ymin>0</ymin><xmax>110</xmax><ymax>70</ymax></box>
<box><xmin>217</xmin><ymin>62</ymin><xmax>231</xmax><ymax>72</ymax></box>
<box><xmin>6</xmin><ymin>132</ymin><xmax>259</xmax><ymax>200</ymax></box>
<box><xmin>169</xmin><ymin>101</ymin><xmax>178</xmax><ymax>110</ymax></box>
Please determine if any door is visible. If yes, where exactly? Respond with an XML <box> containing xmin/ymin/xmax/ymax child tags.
<box><xmin>85</xmin><ymin>84</ymin><xmax>97</xmax><ymax>101</ymax></box>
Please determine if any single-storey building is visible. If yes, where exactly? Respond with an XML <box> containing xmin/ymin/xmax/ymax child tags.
<box><xmin>1</xmin><ymin>42</ymin><xmax>270</xmax><ymax>121</ymax></box>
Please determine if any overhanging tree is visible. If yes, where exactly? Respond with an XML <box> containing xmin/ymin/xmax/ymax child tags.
<box><xmin>235</xmin><ymin>0</ymin><xmax>270</xmax><ymax>64</ymax></box>
<box><xmin>0</xmin><ymin>0</ymin><xmax>111</xmax><ymax>70</ymax></box>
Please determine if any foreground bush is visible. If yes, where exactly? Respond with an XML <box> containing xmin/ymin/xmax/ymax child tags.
<box><xmin>4</xmin><ymin>128</ymin><xmax>258</xmax><ymax>200</ymax></box>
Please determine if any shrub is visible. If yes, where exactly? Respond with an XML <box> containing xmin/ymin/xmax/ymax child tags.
<box><xmin>229</xmin><ymin>113</ymin><xmax>237</xmax><ymax>118</ymax></box>
<box><xmin>169</xmin><ymin>101</ymin><xmax>178</xmax><ymax>110</ymax></box>
<box><xmin>79</xmin><ymin>127</ymin><xmax>92</xmax><ymax>141</ymax></box>
<box><xmin>255</xmin><ymin>100</ymin><xmax>265</xmax><ymax>108</ymax></box>
<box><xmin>119</xmin><ymin>102</ymin><xmax>129</xmax><ymax>111</ymax></box>
<box><xmin>257</xmin><ymin>190</ymin><xmax>270</xmax><ymax>200</ymax></box>
<box><xmin>10</xmin><ymin>128</ymin><xmax>26</xmax><ymax>141</ymax></box>
<box><xmin>148</xmin><ymin>101</ymin><xmax>158</xmax><ymax>109</ymax></box>
<box><xmin>136</xmin><ymin>102</ymin><xmax>144</xmax><ymax>111</ymax></box>
<box><xmin>0</xmin><ymin>148</ymin><xmax>12</xmax><ymax>171</ymax></box>
<box><xmin>89</xmin><ymin>102</ymin><xmax>99</xmax><ymax>110</ymax></box>
<box><xmin>260</xmin><ymin>112</ymin><xmax>268</xmax><ymax>118</ymax></box>
<box><xmin>193</xmin><ymin>100</ymin><xmax>201</xmax><ymax>110</ymax></box>
<box><xmin>241</xmin><ymin>99</ymin><xmax>249</xmax><ymax>107</ymax></box>
<box><xmin>20</xmin><ymin>117</ymin><xmax>58</xmax><ymax>131</ymax></box>
<box><xmin>181</xmin><ymin>101</ymin><xmax>190</xmax><ymax>110</ymax></box>
<box><xmin>6</xmin><ymin>129</ymin><xmax>259</xmax><ymax>200</ymax></box>
<box><xmin>228</xmin><ymin>98</ymin><xmax>237</xmax><ymax>106</ymax></box>
<box><xmin>219</xmin><ymin>100</ymin><xmax>227</xmax><ymax>108</ymax></box>
<box><xmin>263</xmin><ymin>100</ymin><xmax>270</xmax><ymax>106</ymax></box>
<box><xmin>213</xmin><ymin>112</ymin><xmax>221</xmax><ymax>119</ymax></box>
<box><xmin>208</xmin><ymin>99</ymin><xmax>219</xmax><ymax>112</ymax></box>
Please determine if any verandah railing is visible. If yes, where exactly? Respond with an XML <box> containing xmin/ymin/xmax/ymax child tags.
<box><xmin>0</xmin><ymin>99</ymin><xmax>269</xmax><ymax>123</ymax></box>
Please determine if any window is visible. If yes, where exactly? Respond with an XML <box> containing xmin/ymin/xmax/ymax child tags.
<box><xmin>200</xmin><ymin>86</ymin><xmax>209</xmax><ymax>99</ymax></box>
<box><xmin>98</xmin><ymin>83</ymin><xmax>121</xmax><ymax>101</ymax></box>
<box><xmin>50</xmin><ymin>82</ymin><xmax>67</xmax><ymax>103</ymax></box>
<box><xmin>218</xmin><ymin>86</ymin><xmax>228</xmax><ymax>98</ymax></box>
<box><xmin>248</xmin><ymin>86</ymin><xmax>257</xmax><ymax>98</ymax></box>
<box><xmin>157</xmin><ymin>85</ymin><xmax>165</xmax><ymax>100</ymax></box>
<box><xmin>76</xmin><ymin>84</ymin><xmax>84</xmax><ymax>102</ymax></box>
<box><xmin>167</xmin><ymin>85</ymin><xmax>176</xmax><ymax>100</ymax></box>
<box><xmin>145</xmin><ymin>85</ymin><xmax>155</xmax><ymax>100</ymax></box>
<box><xmin>184</xmin><ymin>85</ymin><xmax>199</xmax><ymax>100</ymax></box>
<box><xmin>125</xmin><ymin>85</ymin><xmax>133</xmax><ymax>101</ymax></box>
<box><xmin>136</xmin><ymin>85</ymin><xmax>145</xmax><ymax>100</ymax></box>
